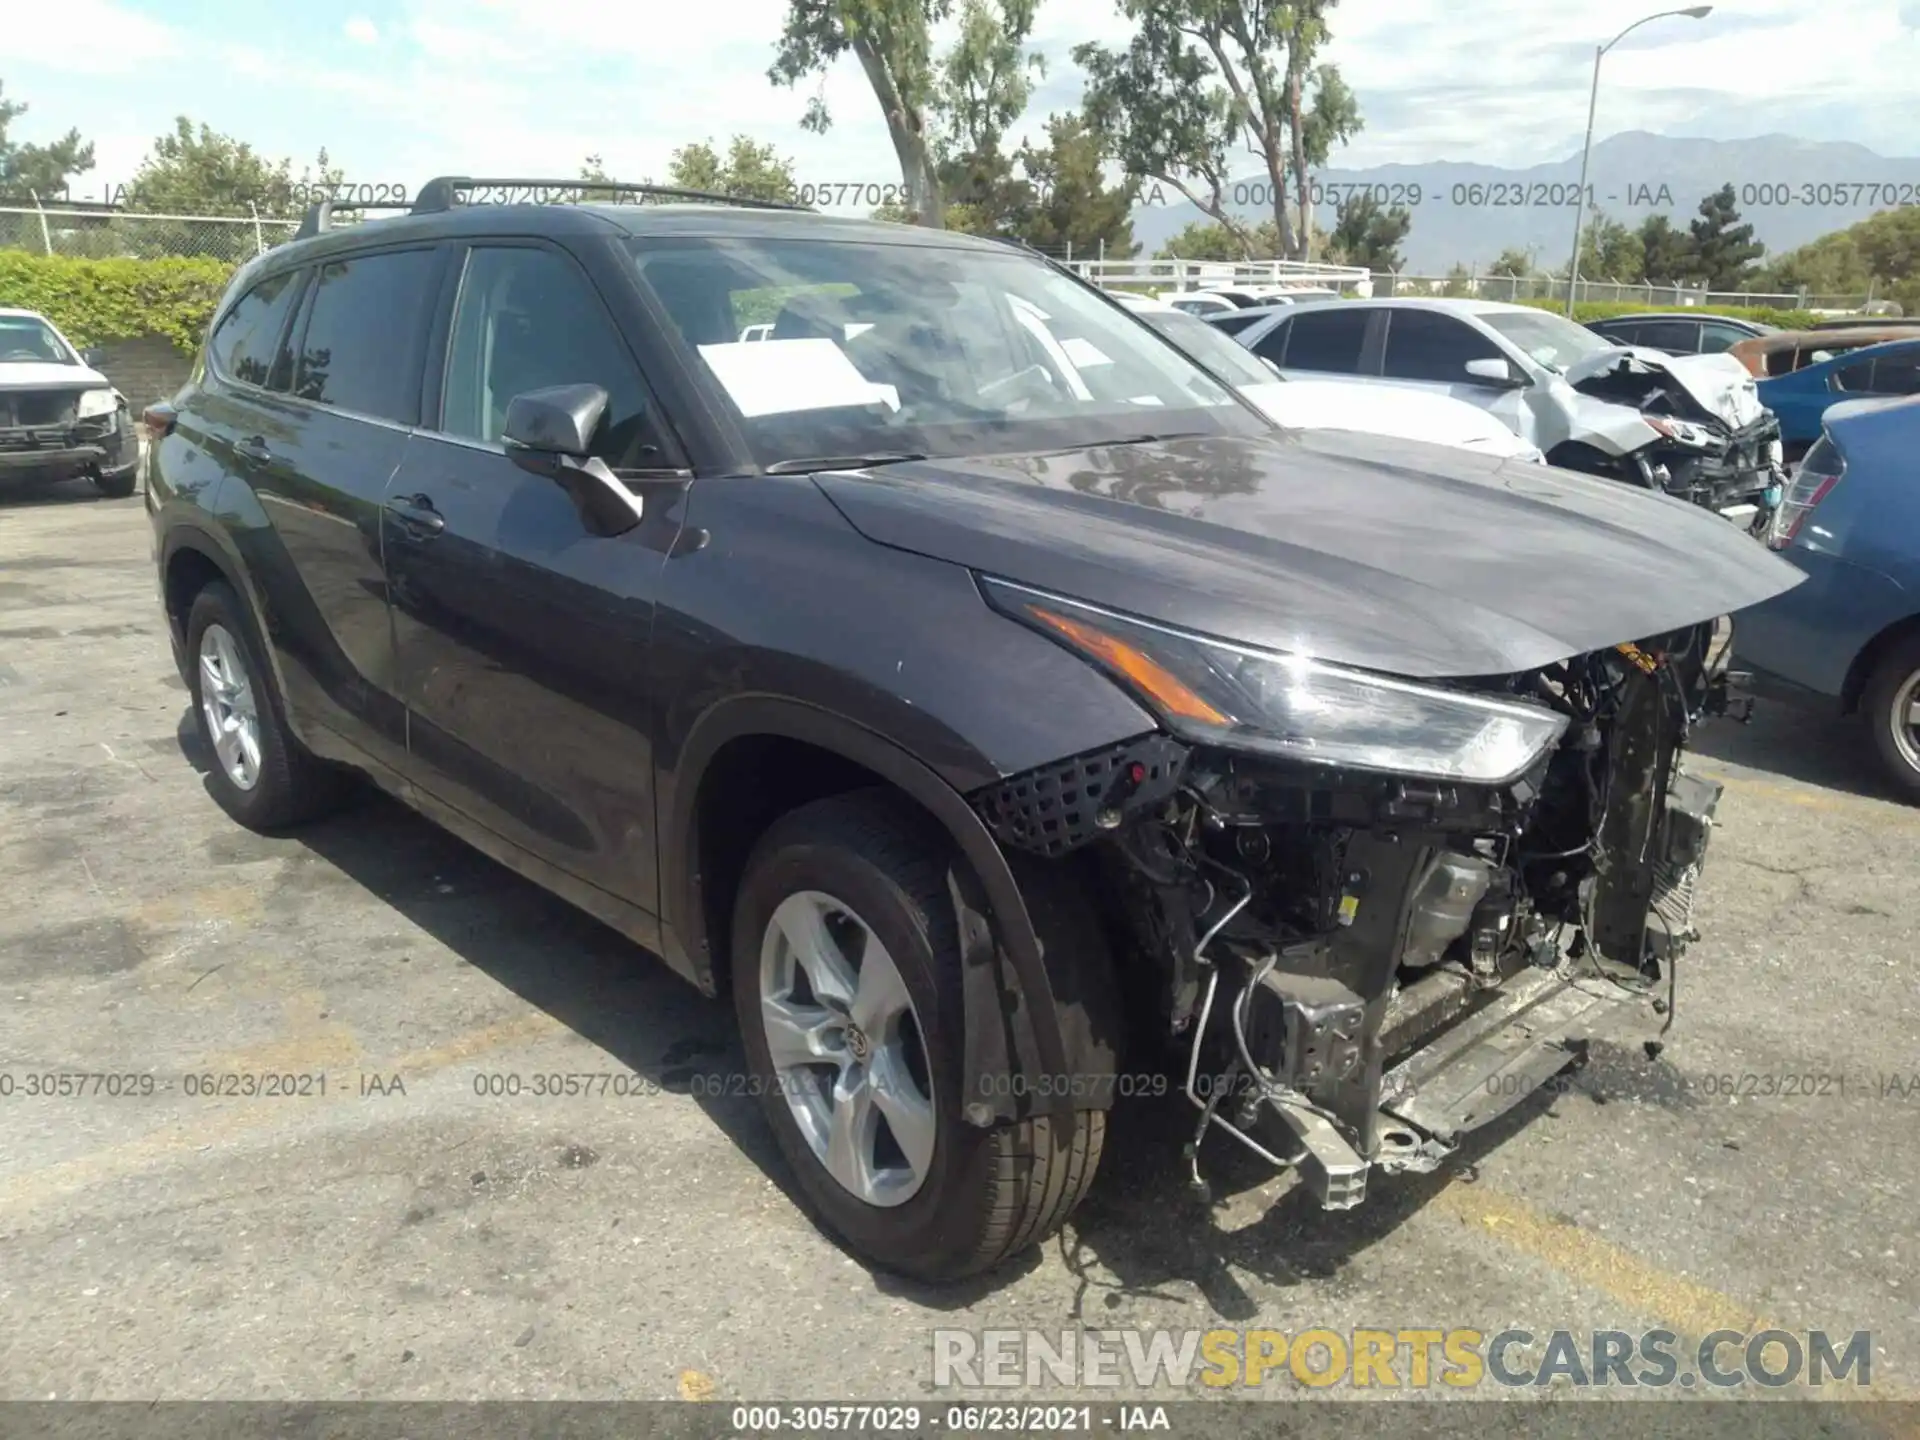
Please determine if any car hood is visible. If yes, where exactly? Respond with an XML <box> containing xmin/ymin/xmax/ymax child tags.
<box><xmin>1564</xmin><ymin>345</ymin><xmax>1767</xmax><ymax>430</ymax></box>
<box><xmin>1241</xmin><ymin>379</ymin><xmax>1542</xmax><ymax>460</ymax></box>
<box><xmin>811</xmin><ymin>430</ymin><xmax>1804</xmax><ymax>680</ymax></box>
<box><xmin>0</xmin><ymin>361</ymin><xmax>111</xmax><ymax>391</ymax></box>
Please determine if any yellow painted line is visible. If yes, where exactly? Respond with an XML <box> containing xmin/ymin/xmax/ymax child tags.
<box><xmin>0</xmin><ymin>1010</ymin><xmax>565</xmax><ymax>1217</ymax></box>
<box><xmin>1433</xmin><ymin>1180</ymin><xmax>1915</xmax><ymax>1409</ymax></box>
<box><xmin>1698</xmin><ymin>766</ymin><xmax>1906</xmax><ymax>816</ymax></box>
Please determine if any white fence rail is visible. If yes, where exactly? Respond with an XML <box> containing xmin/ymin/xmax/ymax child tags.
<box><xmin>1375</xmin><ymin>269</ymin><xmax>1884</xmax><ymax>314</ymax></box>
<box><xmin>0</xmin><ymin>201</ymin><xmax>1894</xmax><ymax>316</ymax></box>
<box><xmin>1063</xmin><ymin>257</ymin><xmax>1373</xmax><ymax>293</ymax></box>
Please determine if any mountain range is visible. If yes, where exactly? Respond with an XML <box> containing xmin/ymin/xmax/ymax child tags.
<box><xmin>1127</xmin><ymin>132</ymin><xmax>1920</xmax><ymax>273</ymax></box>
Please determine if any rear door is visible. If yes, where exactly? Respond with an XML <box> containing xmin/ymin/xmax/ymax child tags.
<box><xmin>383</xmin><ymin>238</ymin><xmax>689</xmax><ymax>915</ymax></box>
<box><xmin>242</xmin><ymin>244</ymin><xmax>444</xmax><ymax>775</ymax></box>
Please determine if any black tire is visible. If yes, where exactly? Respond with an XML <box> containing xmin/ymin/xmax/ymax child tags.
<box><xmin>184</xmin><ymin>580</ymin><xmax>345</xmax><ymax>830</ymax></box>
<box><xmin>731</xmin><ymin>790</ymin><xmax>1104</xmax><ymax>1282</ymax></box>
<box><xmin>92</xmin><ymin>467</ymin><xmax>136</xmax><ymax>499</ymax></box>
<box><xmin>1864</xmin><ymin>634</ymin><xmax>1920</xmax><ymax>802</ymax></box>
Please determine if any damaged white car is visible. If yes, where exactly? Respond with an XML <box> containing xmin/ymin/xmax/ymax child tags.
<box><xmin>0</xmin><ymin>308</ymin><xmax>139</xmax><ymax>498</ymax></box>
<box><xmin>1111</xmin><ymin>292</ymin><xmax>1545</xmax><ymax>462</ymax></box>
<box><xmin>1238</xmin><ymin>298</ymin><xmax>1788</xmax><ymax>535</ymax></box>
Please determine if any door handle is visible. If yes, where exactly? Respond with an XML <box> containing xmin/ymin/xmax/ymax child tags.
<box><xmin>385</xmin><ymin>493</ymin><xmax>445</xmax><ymax>537</ymax></box>
<box><xmin>233</xmin><ymin>436</ymin><xmax>272</xmax><ymax>466</ymax></box>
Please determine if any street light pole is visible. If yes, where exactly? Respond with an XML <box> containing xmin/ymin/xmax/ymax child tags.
<box><xmin>1563</xmin><ymin>6</ymin><xmax>1713</xmax><ymax>317</ymax></box>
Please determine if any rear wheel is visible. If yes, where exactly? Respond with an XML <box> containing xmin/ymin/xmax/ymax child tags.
<box><xmin>731</xmin><ymin>790</ymin><xmax>1103</xmax><ymax>1282</ymax></box>
<box><xmin>1865</xmin><ymin>635</ymin><xmax>1920</xmax><ymax>802</ymax></box>
<box><xmin>185</xmin><ymin>581</ymin><xmax>345</xmax><ymax>830</ymax></box>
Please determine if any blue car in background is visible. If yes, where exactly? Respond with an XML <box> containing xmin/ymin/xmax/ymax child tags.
<box><xmin>1736</xmin><ymin>394</ymin><xmax>1920</xmax><ymax>799</ymax></box>
<box><xmin>1757</xmin><ymin>337</ymin><xmax>1920</xmax><ymax>455</ymax></box>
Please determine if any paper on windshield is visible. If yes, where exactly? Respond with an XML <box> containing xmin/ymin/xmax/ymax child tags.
<box><xmin>1059</xmin><ymin>337</ymin><xmax>1114</xmax><ymax>368</ymax></box>
<box><xmin>697</xmin><ymin>339</ymin><xmax>899</xmax><ymax>417</ymax></box>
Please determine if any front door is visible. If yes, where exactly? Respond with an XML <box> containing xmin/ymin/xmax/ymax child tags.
<box><xmin>383</xmin><ymin>240</ymin><xmax>689</xmax><ymax>915</ymax></box>
<box><xmin>1376</xmin><ymin>308</ymin><xmax>1533</xmax><ymax>443</ymax></box>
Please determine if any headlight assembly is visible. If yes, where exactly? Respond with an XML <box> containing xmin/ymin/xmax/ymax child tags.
<box><xmin>1645</xmin><ymin>416</ymin><xmax>1718</xmax><ymax>450</ymax></box>
<box><xmin>76</xmin><ymin>388</ymin><xmax>120</xmax><ymax>420</ymax></box>
<box><xmin>982</xmin><ymin>578</ymin><xmax>1568</xmax><ymax>785</ymax></box>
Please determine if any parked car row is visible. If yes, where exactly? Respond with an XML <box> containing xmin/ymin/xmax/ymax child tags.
<box><xmin>1209</xmin><ymin>296</ymin><xmax>1787</xmax><ymax>532</ymax></box>
<box><xmin>1111</xmin><ymin>292</ymin><xmax>1543</xmax><ymax>462</ymax></box>
<box><xmin>144</xmin><ymin>178</ymin><xmax>1801</xmax><ymax>1286</ymax></box>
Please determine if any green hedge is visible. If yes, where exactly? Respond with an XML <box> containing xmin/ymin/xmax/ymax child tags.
<box><xmin>1511</xmin><ymin>296</ymin><xmax>1822</xmax><ymax>330</ymax></box>
<box><xmin>0</xmin><ymin>250</ymin><xmax>234</xmax><ymax>354</ymax></box>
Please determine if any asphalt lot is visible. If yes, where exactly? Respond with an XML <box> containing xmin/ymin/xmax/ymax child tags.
<box><xmin>1</xmin><ymin>480</ymin><xmax>1916</xmax><ymax>1410</ymax></box>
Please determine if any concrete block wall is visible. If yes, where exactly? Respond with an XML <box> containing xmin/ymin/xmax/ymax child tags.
<box><xmin>90</xmin><ymin>334</ymin><xmax>195</xmax><ymax>408</ymax></box>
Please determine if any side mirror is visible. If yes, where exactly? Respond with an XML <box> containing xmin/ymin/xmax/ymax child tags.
<box><xmin>81</xmin><ymin>346</ymin><xmax>107</xmax><ymax>368</ymax></box>
<box><xmin>1464</xmin><ymin>357</ymin><xmax>1525</xmax><ymax>389</ymax></box>
<box><xmin>502</xmin><ymin>384</ymin><xmax>646</xmax><ymax>537</ymax></box>
<box><xmin>503</xmin><ymin>383</ymin><xmax>607</xmax><ymax>456</ymax></box>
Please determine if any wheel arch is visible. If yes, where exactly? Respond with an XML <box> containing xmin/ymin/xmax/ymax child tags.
<box><xmin>1841</xmin><ymin>610</ymin><xmax>1920</xmax><ymax>716</ymax></box>
<box><xmin>665</xmin><ymin>696</ymin><xmax>1084</xmax><ymax>1130</ymax></box>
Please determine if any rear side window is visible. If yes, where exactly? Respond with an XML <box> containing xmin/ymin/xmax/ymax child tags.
<box><xmin>1699</xmin><ymin>323</ymin><xmax>1750</xmax><ymax>354</ymax></box>
<box><xmin>1380</xmin><ymin>310</ymin><xmax>1503</xmax><ymax>382</ymax></box>
<box><xmin>1869</xmin><ymin>351</ymin><xmax>1920</xmax><ymax>395</ymax></box>
<box><xmin>1634</xmin><ymin>320</ymin><xmax>1699</xmax><ymax>352</ymax></box>
<box><xmin>1833</xmin><ymin>357</ymin><xmax>1876</xmax><ymax>392</ymax></box>
<box><xmin>1278</xmin><ymin>307</ymin><xmax>1369</xmax><ymax>374</ymax></box>
<box><xmin>290</xmin><ymin>249</ymin><xmax>438</xmax><ymax>424</ymax></box>
<box><xmin>209</xmin><ymin>270</ymin><xmax>302</xmax><ymax>389</ymax></box>
<box><xmin>1249</xmin><ymin>319</ymin><xmax>1292</xmax><ymax>365</ymax></box>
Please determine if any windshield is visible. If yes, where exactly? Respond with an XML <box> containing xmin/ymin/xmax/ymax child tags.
<box><xmin>0</xmin><ymin>316</ymin><xmax>75</xmax><ymax>365</ymax></box>
<box><xmin>1135</xmin><ymin>308</ymin><xmax>1282</xmax><ymax>390</ymax></box>
<box><xmin>1480</xmin><ymin>309</ymin><xmax>1616</xmax><ymax>374</ymax></box>
<box><xmin>629</xmin><ymin>237</ymin><xmax>1260</xmax><ymax>465</ymax></box>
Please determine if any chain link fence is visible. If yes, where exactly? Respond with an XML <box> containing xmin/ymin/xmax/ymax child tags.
<box><xmin>0</xmin><ymin>205</ymin><xmax>300</xmax><ymax>265</ymax></box>
<box><xmin>1</xmin><ymin>203</ymin><xmax>1894</xmax><ymax>317</ymax></box>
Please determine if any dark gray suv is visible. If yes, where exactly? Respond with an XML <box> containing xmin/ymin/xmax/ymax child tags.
<box><xmin>147</xmin><ymin>177</ymin><xmax>1800</xmax><ymax>1281</ymax></box>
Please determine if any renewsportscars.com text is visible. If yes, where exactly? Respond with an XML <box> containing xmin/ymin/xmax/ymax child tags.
<box><xmin>932</xmin><ymin>1327</ymin><xmax>1873</xmax><ymax>1391</ymax></box>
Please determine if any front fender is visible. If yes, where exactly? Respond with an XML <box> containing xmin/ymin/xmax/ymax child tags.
<box><xmin>665</xmin><ymin>694</ymin><xmax>1098</xmax><ymax>1130</ymax></box>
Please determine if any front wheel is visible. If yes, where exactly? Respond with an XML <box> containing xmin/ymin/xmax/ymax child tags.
<box><xmin>92</xmin><ymin>466</ymin><xmax>137</xmax><ymax>498</ymax></box>
<box><xmin>1865</xmin><ymin>636</ymin><xmax>1920</xmax><ymax>802</ymax></box>
<box><xmin>731</xmin><ymin>791</ymin><xmax>1103</xmax><ymax>1282</ymax></box>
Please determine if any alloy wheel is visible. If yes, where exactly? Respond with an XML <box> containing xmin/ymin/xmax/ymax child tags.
<box><xmin>758</xmin><ymin>890</ymin><xmax>936</xmax><ymax>1207</ymax></box>
<box><xmin>1891</xmin><ymin>667</ymin><xmax>1920</xmax><ymax>775</ymax></box>
<box><xmin>197</xmin><ymin>622</ymin><xmax>263</xmax><ymax>792</ymax></box>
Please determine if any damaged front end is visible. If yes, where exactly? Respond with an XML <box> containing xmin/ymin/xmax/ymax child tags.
<box><xmin>1564</xmin><ymin>349</ymin><xmax>1787</xmax><ymax>535</ymax></box>
<box><xmin>973</xmin><ymin>581</ymin><xmax>1750</xmax><ymax>1211</ymax></box>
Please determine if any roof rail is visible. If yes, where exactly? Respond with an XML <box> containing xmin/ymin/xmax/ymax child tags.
<box><xmin>409</xmin><ymin>176</ymin><xmax>813</xmax><ymax>215</ymax></box>
<box><xmin>293</xmin><ymin>198</ymin><xmax>416</xmax><ymax>241</ymax></box>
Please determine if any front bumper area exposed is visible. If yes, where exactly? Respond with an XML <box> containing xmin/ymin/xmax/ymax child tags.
<box><xmin>0</xmin><ymin>412</ymin><xmax>135</xmax><ymax>485</ymax></box>
<box><xmin>970</xmin><ymin>625</ymin><xmax>1734</xmax><ymax>1212</ymax></box>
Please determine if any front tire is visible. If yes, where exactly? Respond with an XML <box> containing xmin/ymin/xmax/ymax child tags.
<box><xmin>731</xmin><ymin>790</ymin><xmax>1103</xmax><ymax>1282</ymax></box>
<box><xmin>185</xmin><ymin>581</ymin><xmax>344</xmax><ymax>830</ymax></box>
<box><xmin>1864</xmin><ymin>636</ymin><xmax>1920</xmax><ymax>802</ymax></box>
<box><xmin>92</xmin><ymin>467</ymin><xmax>137</xmax><ymax>499</ymax></box>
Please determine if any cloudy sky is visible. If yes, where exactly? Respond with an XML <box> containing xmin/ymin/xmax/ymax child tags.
<box><xmin>6</xmin><ymin>0</ymin><xmax>1917</xmax><ymax>208</ymax></box>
